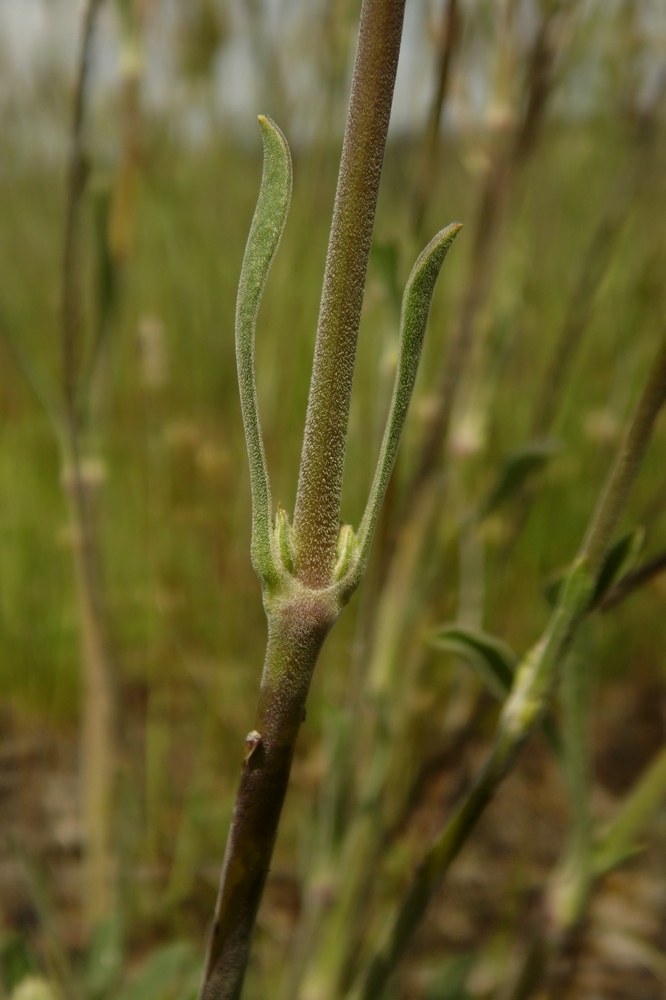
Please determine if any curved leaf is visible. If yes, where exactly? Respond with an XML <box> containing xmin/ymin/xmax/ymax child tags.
<box><xmin>356</xmin><ymin>222</ymin><xmax>462</xmax><ymax>566</ymax></box>
<box><xmin>236</xmin><ymin>115</ymin><xmax>292</xmax><ymax>586</ymax></box>
<box><xmin>430</xmin><ymin>623</ymin><xmax>516</xmax><ymax>700</ymax></box>
<box><xmin>546</xmin><ymin>527</ymin><xmax>645</xmax><ymax>610</ymax></box>
<box><xmin>479</xmin><ymin>438</ymin><xmax>562</xmax><ymax>521</ymax></box>
<box><xmin>592</xmin><ymin>525</ymin><xmax>645</xmax><ymax>607</ymax></box>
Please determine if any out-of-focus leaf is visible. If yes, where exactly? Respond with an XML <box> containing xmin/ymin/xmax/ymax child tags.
<box><xmin>431</xmin><ymin>624</ymin><xmax>516</xmax><ymax>700</ymax></box>
<box><xmin>591</xmin><ymin>526</ymin><xmax>645</xmax><ymax>607</ymax></box>
<box><xmin>478</xmin><ymin>439</ymin><xmax>562</xmax><ymax>520</ymax></box>
<box><xmin>546</xmin><ymin>527</ymin><xmax>645</xmax><ymax>610</ymax></box>
<box><xmin>593</xmin><ymin>744</ymin><xmax>666</xmax><ymax>877</ymax></box>
<box><xmin>85</xmin><ymin>915</ymin><xmax>124</xmax><ymax>998</ymax></box>
<box><xmin>424</xmin><ymin>952</ymin><xmax>475</xmax><ymax>999</ymax></box>
<box><xmin>116</xmin><ymin>942</ymin><xmax>198</xmax><ymax>1000</ymax></box>
<box><xmin>543</xmin><ymin>567</ymin><xmax>566</xmax><ymax>607</ymax></box>
<box><xmin>0</xmin><ymin>934</ymin><xmax>38</xmax><ymax>994</ymax></box>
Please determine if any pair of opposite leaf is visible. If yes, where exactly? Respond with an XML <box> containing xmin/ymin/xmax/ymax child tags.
<box><xmin>236</xmin><ymin>115</ymin><xmax>461</xmax><ymax>597</ymax></box>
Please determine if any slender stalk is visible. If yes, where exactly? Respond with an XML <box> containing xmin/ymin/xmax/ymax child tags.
<box><xmin>62</xmin><ymin>458</ymin><xmax>116</xmax><ymax>927</ymax></box>
<box><xmin>293</xmin><ymin>13</ymin><xmax>567</xmax><ymax>989</ymax></box>
<box><xmin>62</xmin><ymin>0</ymin><xmax>103</xmax><ymax>418</ymax></box>
<box><xmin>201</xmin><ymin>4</ymin><xmax>429</xmax><ymax>996</ymax></box>
<box><xmin>581</xmin><ymin>333</ymin><xmax>666</xmax><ymax>573</ymax></box>
<box><xmin>60</xmin><ymin>0</ymin><xmax>118</xmax><ymax>931</ymax></box>
<box><xmin>503</xmin><ymin>723</ymin><xmax>666</xmax><ymax>1000</ymax></box>
<box><xmin>350</xmin><ymin>327</ymin><xmax>666</xmax><ymax>1000</ymax></box>
<box><xmin>410</xmin><ymin>0</ymin><xmax>461</xmax><ymax>237</ymax></box>
<box><xmin>200</xmin><ymin>584</ymin><xmax>339</xmax><ymax>1000</ymax></box>
<box><xmin>293</xmin><ymin>0</ymin><xmax>406</xmax><ymax>588</ymax></box>
<box><xmin>410</xmin><ymin>2</ymin><xmax>563</xmax><ymax>505</ymax></box>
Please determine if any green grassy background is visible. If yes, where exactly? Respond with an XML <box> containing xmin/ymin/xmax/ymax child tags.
<box><xmin>1</xmin><ymin>93</ymin><xmax>666</xmax><ymax>997</ymax></box>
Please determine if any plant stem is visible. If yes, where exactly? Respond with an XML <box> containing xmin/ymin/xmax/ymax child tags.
<box><xmin>581</xmin><ymin>333</ymin><xmax>666</xmax><ymax>574</ymax></box>
<box><xmin>61</xmin><ymin>0</ymin><xmax>117</xmax><ymax>932</ymax></box>
<box><xmin>63</xmin><ymin>457</ymin><xmax>116</xmax><ymax>928</ymax></box>
<box><xmin>294</xmin><ymin>0</ymin><xmax>406</xmax><ymax>588</ymax></box>
<box><xmin>410</xmin><ymin>2</ymin><xmax>562</xmax><ymax>506</ymax></box>
<box><xmin>350</xmin><ymin>327</ymin><xmax>666</xmax><ymax>1000</ymax></box>
<box><xmin>201</xmin><ymin>4</ymin><xmax>414</xmax><ymax>993</ymax></box>
<box><xmin>410</xmin><ymin>0</ymin><xmax>461</xmax><ymax>237</ymax></box>
<box><xmin>62</xmin><ymin>0</ymin><xmax>103</xmax><ymax>417</ymax></box>
<box><xmin>200</xmin><ymin>586</ymin><xmax>338</xmax><ymax>1000</ymax></box>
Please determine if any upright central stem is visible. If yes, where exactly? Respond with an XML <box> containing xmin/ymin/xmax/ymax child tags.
<box><xmin>294</xmin><ymin>0</ymin><xmax>406</xmax><ymax>588</ymax></box>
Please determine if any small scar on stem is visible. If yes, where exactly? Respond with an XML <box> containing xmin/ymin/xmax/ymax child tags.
<box><xmin>244</xmin><ymin>730</ymin><xmax>262</xmax><ymax>764</ymax></box>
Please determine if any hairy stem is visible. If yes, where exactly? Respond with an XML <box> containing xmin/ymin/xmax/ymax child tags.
<box><xmin>294</xmin><ymin>0</ymin><xmax>406</xmax><ymax>588</ymax></box>
<box><xmin>200</xmin><ymin>588</ymin><xmax>339</xmax><ymax>1000</ymax></box>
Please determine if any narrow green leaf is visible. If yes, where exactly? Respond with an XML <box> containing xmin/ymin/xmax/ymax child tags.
<box><xmin>356</xmin><ymin>222</ymin><xmax>462</xmax><ymax>567</ymax></box>
<box><xmin>236</xmin><ymin>115</ymin><xmax>292</xmax><ymax>586</ymax></box>
<box><xmin>478</xmin><ymin>438</ymin><xmax>562</xmax><ymax>521</ymax></box>
<box><xmin>546</xmin><ymin>527</ymin><xmax>645</xmax><ymax>609</ymax></box>
<box><xmin>591</xmin><ymin>525</ymin><xmax>645</xmax><ymax>607</ymax></box>
<box><xmin>430</xmin><ymin>624</ymin><xmax>516</xmax><ymax>700</ymax></box>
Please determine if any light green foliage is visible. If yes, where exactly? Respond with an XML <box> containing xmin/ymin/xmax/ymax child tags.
<box><xmin>236</xmin><ymin>119</ymin><xmax>460</xmax><ymax>607</ymax></box>
<box><xmin>591</xmin><ymin>524</ymin><xmax>644</xmax><ymax>605</ymax></box>
<box><xmin>477</xmin><ymin>438</ymin><xmax>562</xmax><ymax>520</ymax></box>
<box><xmin>116</xmin><ymin>942</ymin><xmax>199</xmax><ymax>1000</ymax></box>
<box><xmin>235</xmin><ymin>115</ymin><xmax>292</xmax><ymax>589</ymax></box>
<box><xmin>356</xmin><ymin>222</ymin><xmax>462</xmax><ymax>567</ymax></box>
<box><xmin>430</xmin><ymin>623</ymin><xmax>516</xmax><ymax>699</ymax></box>
<box><xmin>500</xmin><ymin>557</ymin><xmax>594</xmax><ymax>741</ymax></box>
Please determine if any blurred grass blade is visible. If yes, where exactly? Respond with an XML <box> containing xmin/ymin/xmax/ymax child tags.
<box><xmin>236</xmin><ymin>114</ymin><xmax>292</xmax><ymax>585</ymax></box>
<box><xmin>371</xmin><ymin>238</ymin><xmax>402</xmax><ymax>317</ymax></box>
<box><xmin>593</xmin><ymin>744</ymin><xmax>666</xmax><ymax>877</ymax></box>
<box><xmin>549</xmin><ymin>644</ymin><xmax>594</xmax><ymax>930</ymax></box>
<box><xmin>591</xmin><ymin>525</ymin><xmax>645</xmax><ymax>607</ymax></box>
<box><xmin>430</xmin><ymin>623</ymin><xmax>516</xmax><ymax>699</ymax></box>
<box><xmin>0</xmin><ymin>301</ymin><xmax>64</xmax><ymax>439</ymax></box>
<box><xmin>357</xmin><ymin>222</ymin><xmax>461</xmax><ymax>563</ymax></box>
<box><xmin>478</xmin><ymin>439</ymin><xmax>562</xmax><ymax>521</ymax></box>
<box><xmin>85</xmin><ymin>915</ymin><xmax>124</xmax><ymax>998</ymax></box>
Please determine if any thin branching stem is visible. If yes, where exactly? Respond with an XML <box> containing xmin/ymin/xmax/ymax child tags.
<box><xmin>60</xmin><ymin>0</ymin><xmax>117</xmax><ymax>930</ymax></box>
<box><xmin>350</xmin><ymin>326</ymin><xmax>666</xmax><ymax>1000</ymax></box>
<box><xmin>62</xmin><ymin>0</ymin><xmax>103</xmax><ymax>423</ymax></box>
<box><xmin>581</xmin><ymin>333</ymin><xmax>666</xmax><ymax>574</ymax></box>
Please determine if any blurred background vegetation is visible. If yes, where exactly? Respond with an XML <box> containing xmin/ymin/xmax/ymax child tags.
<box><xmin>1</xmin><ymin>1</ymin><xmax>666</xmax><ymax>998</ymax></box>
